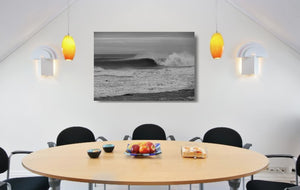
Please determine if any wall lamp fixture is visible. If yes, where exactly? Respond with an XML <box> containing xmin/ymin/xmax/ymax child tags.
<box><xmin>32</xmin><ymin>46</ymin><xmax>57</xmax><ymax>77</ymax></box>
<box><xmin>237</xmin><ymin>42</ymin><xmax>267</xmax><ymax>76</ymax></box>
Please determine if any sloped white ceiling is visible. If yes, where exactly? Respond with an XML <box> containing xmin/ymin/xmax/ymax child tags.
<box><xmin>0</xmin><ymin>0</ymin><xmax>70</xmax><ymax>63</ymax></box>
<box><xmin>0</xmin><ymin>0</ymin><xmax>299</xmax><ymax>63</ymax></box>
<box><xmin>228</xmin><ymin>0</ymin><xmax>300</xmax><ymax>54</ymax></box>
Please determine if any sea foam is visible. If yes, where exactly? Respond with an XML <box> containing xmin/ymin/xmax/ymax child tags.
<box><xmin>158</xmin><ymin>52</ymin><xmax>194</xmax><ymax>67</ymax></box>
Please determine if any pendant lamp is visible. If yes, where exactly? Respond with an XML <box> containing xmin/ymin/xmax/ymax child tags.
<box><xmin>62</xmin><ymin>0</ymin><xmax>76</xmax><ymax>61</ymax></box>
<box><xmin>210</xmin><ymin>0</ymin><xmax>224</xmax><ymax>59</ymax></box>
<box><xmin>62</xmin><ymin>34</ymin><xmax>75</xmax><ymax>61</ymax></box>
<box><xmin>210</xmin><ymin>32</ymin><xmax>224</xmax><ymax>59</ymax></box>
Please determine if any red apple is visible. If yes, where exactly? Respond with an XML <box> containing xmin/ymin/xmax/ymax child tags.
<box><xmin>131</xmin><ymin>144</ymin><xmax>140</xmax><ymax>154</ymax></box>
<box><xmin>139</xmin><ymin>144</ymin><xmax>150</xmax><ymax>154</ymax></box>
<box><xmin>145</xmin><ymin>142</ymin><xmax>156</xmax><ymax>153</ymax></box>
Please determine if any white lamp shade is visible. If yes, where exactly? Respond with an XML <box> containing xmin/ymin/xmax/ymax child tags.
<box><xmin>241</xmin><ymin>56</ymin><xmax>259</xmax><ymax>75</ymax></box>
<box><xmin>38</xmin><ymin>58</ymin><xmax>54</xmax><ymax>76</ymax></box>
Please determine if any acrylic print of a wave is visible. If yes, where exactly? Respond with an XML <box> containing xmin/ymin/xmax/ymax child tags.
<box><xmin>94</xmin><ymin>32</ymin><xmax>196</xmax><ymax>101</ymax></box>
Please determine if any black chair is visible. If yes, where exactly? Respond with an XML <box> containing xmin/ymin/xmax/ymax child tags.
<box><xmin>48</xmin><ymin>126</ymin><xmax>108</xmax><ymax>190</ymax></box>
<box><xmin>190</xmin><ymin>127</ymin><xmax>252</xmax><ymax>190</ymax></box>
<box><xmin>123</xmin><ymin>124</ymin><xmax>175</xmax><ymax>140</ymax></box>
<box><xmin>0</xmin><ymin>147</ymin><xmax>49</xmax><ymax>190</ymax></box>
<box><xmin>190</xmin><ymin>127</ymin><xmax>252</xmax><ymax>149</ymax></box>
<box><xmin>48</xmin><ymin>126</ymin><xmax>108</xmax><ymax>147</ymax></box>
<box><xmin>247</xmin><ymin>154</ymin><xmax>300</xmax><ymax>190</ymax></box>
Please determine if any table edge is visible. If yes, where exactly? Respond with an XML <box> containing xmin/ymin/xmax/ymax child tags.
<box><xmin>22</xmin><ymin>141</ymin><xmax>269</xmax><ymax>185</ymax></box>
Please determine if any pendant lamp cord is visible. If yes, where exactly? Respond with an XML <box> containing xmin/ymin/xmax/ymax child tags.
<box><xmin>67</xmin><ymin>0</ymin><xmax>70</xmax><ymax>35</ymax></box>
<box><xmin>216</xmin><ymin>0</ymin><xmax>218</xmax><ymax>33</ymax></box>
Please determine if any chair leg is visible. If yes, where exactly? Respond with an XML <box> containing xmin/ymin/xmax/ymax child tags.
<box><xmin>3</xmin><ymin>182</ymin><xmax>11</xmax><ymax>190</ymax></box>
<box><xmin>228</xmin><ymin>179</ymin><xmax>241</xmax><ymax>190</ymax></box>
<box><xmin>168</xmin><ymin>185</ymin><xmax>171</xmax><ymax>190</ymax></box>
<box><xmin>128</xmin><ymin>185</ymin><xmax>130</xmax><ymax>190</ymax></box>
<box><xmin>7</xmin><ymin>183</ymin><xmax>12</xmax><ymax>190</ymax></box>
<box><xmin>48</xmin><ymin>178</ymin><xmax>61</xmax><ymax>190</ymax></box>
<box><xmin>199</xmin><ymin>183</ymin><xmax>204</xmax><ymax>190</ymax></box>
<box><xmin>242</xmin><ymin>177</ymin><xmax>245</xmax><ymax>190</ymax></box>
<box><xmin>88</xmin><ymin>183</ymin><xmax>93</xmax><ymax>190</ymax></box>
<box><xmin>189</xmin><ymin>184</ymin><xmax>192</xmax><ymax>190</ymax></box>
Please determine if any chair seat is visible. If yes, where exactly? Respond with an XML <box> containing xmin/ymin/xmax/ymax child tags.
<box><xmin>247</xmin><ymin>179</ymin><xmax>296</xmax><ymax>190</ymax></box>
<box><xmin>2</xmin><ymin>176</ymin><xmax>49</xmax><ymax>190</ymax></box>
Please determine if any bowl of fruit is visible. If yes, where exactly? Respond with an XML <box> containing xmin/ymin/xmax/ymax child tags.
<box><xmin>125</xmin><ymin>141</ymin><xmax>161</xmax><ymax>157</ymax></box>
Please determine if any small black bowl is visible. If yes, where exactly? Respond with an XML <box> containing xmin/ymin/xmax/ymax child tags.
<box><xmin>87</xmin><ymin>149</ymin><xmax>101</xmax><ymax>158</ymax></box>
<box><xmin>103</xmin><ymin>144</ymin><xmax>115</xmax><ymax>153</ymax></box>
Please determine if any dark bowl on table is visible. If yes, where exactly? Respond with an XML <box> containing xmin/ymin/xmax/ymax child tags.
<box><xmin>103</xmin><ymin>144</ymin><xmax>115</xmax><ymax>153</ymax></box>
<box><xmin>87</xmin><ymin>149</ymin><xmax>101</xmax><ymax>158</ymax></box>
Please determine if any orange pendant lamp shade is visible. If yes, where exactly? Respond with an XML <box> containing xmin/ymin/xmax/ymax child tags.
<box><xmin>210</xmin><ymin>32</ymin><xmax>224</xmax><ymax>59</ymax></box>
<box><xmin>62</xmin><ymin>35</ymin><xmax>76</xmax><ymax>61</ymax></box>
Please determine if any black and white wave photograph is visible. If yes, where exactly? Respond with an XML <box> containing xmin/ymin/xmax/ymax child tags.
<box><xmin>94</xmin><ymin>32</ymin><xmax>196</xmax><ymax>101</ymax></box>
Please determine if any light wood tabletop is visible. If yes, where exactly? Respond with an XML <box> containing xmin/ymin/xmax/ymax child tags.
<box><xmin>22</xmin><ymin>140</ymin><xmax>268</xmax><ymax>185</ymax></box>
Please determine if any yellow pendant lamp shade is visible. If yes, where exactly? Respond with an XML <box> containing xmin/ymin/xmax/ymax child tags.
<box><xmin>62</xmin><ymin>35</ymin><xmax>76</xmax><ymax>61</ymax></box>
<box><xmin>210</xmin><ymin>32</ymin><xmax>224</xmax><ymax>59</ymax></box>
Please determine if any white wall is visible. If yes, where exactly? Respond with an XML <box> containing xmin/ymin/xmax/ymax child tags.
<box><xmin>1</xmin><ymin>0</ymin><xmax>300</xmax><ymax>189</ymax></box>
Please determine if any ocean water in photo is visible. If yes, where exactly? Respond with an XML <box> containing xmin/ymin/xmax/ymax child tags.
<box><xmin>94</xmin><ymin>52</ymin><xmax>195</xmax><ymax>100</ymax></box>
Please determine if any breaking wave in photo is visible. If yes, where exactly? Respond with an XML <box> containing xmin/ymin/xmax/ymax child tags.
<box><xmin>156</xmin><ymin>52</ymin><xmax>194</xmax><ymax>67</ymax></box>
<box><xmin>94</xmin><ymin>52</ymin><xmax>195</xmax><ymax>101</ymax></box>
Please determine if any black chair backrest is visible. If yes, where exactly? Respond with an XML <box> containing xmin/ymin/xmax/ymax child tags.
<box><xmin>132</xmin><ymin>124</ymin><xmax>167</xmax><ymax>140</ymax></box>
<box><xmin>0</xmin><ymin>147</ymin><xmax>8</xmax><ymax>174</ymax></box>
<box><xmin>56</xmin><ymin>126</ymin><xmax>96</xmax><ymax>146</ymax></box>
<box><xmin>203</xmin><ymin>127</ymin><xmax>243</xmax><ymax>148</ymax></box>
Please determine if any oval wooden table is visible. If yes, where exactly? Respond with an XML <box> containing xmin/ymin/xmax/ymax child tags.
<box><xmin>22</xmin><ymin>140</ymin><xmax>268</xmax><ymax>190</ymax></box>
